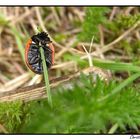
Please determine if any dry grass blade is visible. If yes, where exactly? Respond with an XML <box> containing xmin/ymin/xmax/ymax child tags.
<box><xmin>28</xmin><ymin>75</ymin><xmax>42</xmax><ymax>86</ymax></box>
<box><xmin>0</xmin><ymin>68</ymin><xmax>109</xmax><ymax>103</ymax></box>
<box><xmin>35</xmin><ymin>7</ymin><xmax>64</xmax><ymax>49</ymax></box>
<box><xmin>51</xmin><ymin>7</ymin><xmax>61</xmax><ymax>26</ymax></box>
<box><xmin>0</xmin><ymin>73</ymin><xmax>31</xmax><ymax>92</ymax></box>
<box><xmin>11</xmin><ymin>8</ymin><xmax>34</xmax><ymax>25</ymax></box>
<box><xmin>55</xmin><ymin>38</ymin><xmax>77</xmax><ymax>60</ymax></box>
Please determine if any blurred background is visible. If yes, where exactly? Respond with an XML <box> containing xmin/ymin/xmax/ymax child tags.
<box><xmin>1</xmin><ymin>7</ymin><xmax>140</xmax><ymax>134</ymax></box>
<box><xmin>0</xmin><ymin>7</ymin><xmax>140</xmax><ymax>91</ymax></box>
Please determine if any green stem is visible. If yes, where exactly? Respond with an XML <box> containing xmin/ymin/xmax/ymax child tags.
<box><xmin>98</xmin><ymin>72</ymin><xmax>140</xmax><ymax>102</ymax></box>
<box><xmin>40</xmin><ymin>47</ymin><xmax>52</xmax><ymax>107</ymax></box>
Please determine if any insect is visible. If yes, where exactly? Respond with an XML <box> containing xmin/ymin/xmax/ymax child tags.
<box><xmin>25</xmin><ymin>32</ymin><xmax>54</xmax><ymax>74</ymax></box>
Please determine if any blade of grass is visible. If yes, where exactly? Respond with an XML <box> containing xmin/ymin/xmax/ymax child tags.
<box><xmin>78</xmin><ymin>54</ymin><xmax>140</xmax><ymax>73</ymax></box>
<box><xmin>11</xmin><ymin>26</ymin><xmax>35</xmax><ymax>76</ymax></box>
<box><xmin>98</xmin><ymin>72</ymin><xmax>140</xmax><ymax>102</ymax></box>
<box><xmin>110</xmin><ymin>72</ymin><xmax>140</xmax><ymax>95</ymax></box>
<box><xmin>108</xmin><ymin>123</ymin><xmax>118</xmax><ymax>134</ymax></box>
<box><xmin>11</xmin><ymin>26</ymin><xmax>25</xmax><ymax>61</ymax></box>
<box><xmin>93</xmin><ymin>58</ymin><xmax>140</xmax><ymax>72</ymax></box>
<box><xmin>20</xmin><ymin>23</ymin><xmax>30</xmax><ymax>39</ymax></box>
<box><xmin>40</xmin><ymin>47</ymin><xmax>52</xmax><ymax>107</ymax></box>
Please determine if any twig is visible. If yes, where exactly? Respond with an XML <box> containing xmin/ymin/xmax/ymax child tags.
<box><xmin>125</xmin><ymin>7</ymin><xmax>135</xmax><ymax>15</ymax></box>
<box><xmin>109</xmin><ymin>7</ymin><xmax>118</xmax><ymax>21</ymax></box>
<box><xmin>73</xmin><ymin>8</ymin><xmax>84</xmax><ymax>22</ymax></box>
<box><xmin>28</xmin><ymin>75</ymin><xmax>42</xmax><ymax>86</ymax></box>
<box><xmin>12</xmin><ymin>62</ymin><xmax>25</xmax><ymax>74</ymax></box>
<box><xmin>55</xmin><ymin>38</ymin><xmax>77</xmax><ymax>60</ymax></box>
<box><xmin>135</xmin><ymin>30</ymin><xmax>140</xmax><ymax>40</ymax></box>
<box><xmin>52</xmin><ymin>61</ymin><xmax>76</xmax><ymax>70</ymax></box>
<box><xmin>82</xmin><ymin>44</ymin><xmax>93</xmax><ymax>67</ymax></box>
<box><xmin>63</xmin><ymin>28</ymin><xmax>81</xmax><ymax>35</ymax></box>
<box><xmin>51</xmin><ymin>7</ymin><xmax>61</xmax><ymax>26</ymax></box>
<box><xmin>0</xmin><ymin>73</ymin><xmax>31</xmax><ymax>92</ymax></box>
<box><xmin>11</xmin><ymin>8</ymin><xmax>34</xmax><ymax>25</ymax></box>
<box><xmin>34</xmin><ymin>7</ymin><xmax>64</xmax><ymax>49</ymax></box>
<box><xmin>0</xmin><ymin>68</ymin><xmax>109</xmax><ymax>103</ymax></box>
<box><xmin>98</xmin><ymin>25</ymin><xmax>104</xmax><ymax>47</ymax></box>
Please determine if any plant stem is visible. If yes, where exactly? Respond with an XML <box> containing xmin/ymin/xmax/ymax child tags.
<box><xmin>108</xmin><ymin>123</ymin><xmax>118</xmax><ymax>134</ymax></box>
<box><xmin>98</xmin><ymin>72</ymin><xmax>140</xmax><ymax>102</ymax></box>
<box><xmin>40</xmin><ymin>47</ymin><xmax>52</xmax><ymax>107</ymax></box>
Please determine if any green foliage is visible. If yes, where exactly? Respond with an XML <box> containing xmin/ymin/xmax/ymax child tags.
<box><xmin>20</xmin><ymin>74</ymin><xmax>140</xmax><ymax>133</ymax></box>
<box><xmin>120</xmin><ymin>40</ymin><xmax>140</xmax><ymax>59</ymax></box>
<box><xmin>116</xmin><ymin>14</ymin><xmax>140</xmax><ymax>29</ymax></box>
<box><xmin>106</xmin><ymin>13</ymin><xmax>140</xmax><ymax>44</ymax></box>
<box><xmin>108</xmin><ymin>14</ymin><xmax>140</xmax><ymax>33</ymax></box>
<box><xmin>121</xmin><ymin>40</ymin><xmax>133</xmax><ymax>56</ymax></box>
<box><xmin>72</xmin><ymin>18</ymin><xmax>82</xmax><ymax>27</ymax></box>
<box><xmin>0</xmin><ymin>13</ymin><xmax>9</xmax><ymax>26</ymax></box>
<box><xmin>105</xmin><ymin>13</ymin><xmax>140</xmax><ymax>62</ymax></box>
<box><xmin>133</xmin><ymin>40</ymin><xmax>140</xmax><ymax>53</ymax></box>
<box><xmin>78</xmin><ymin>7</ymin><xmax>110</xmax><ymax>42</ymax></box>
<box><xmin>0</xmin><ymin>101</ymin><xmax>26</xmax><ymax>132</ymax></box>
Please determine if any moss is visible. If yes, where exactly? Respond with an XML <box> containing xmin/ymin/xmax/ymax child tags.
<box><xmin>0</xmin><ymin>101</ymin><xmax>29</xmax><ymax>132</ymax></box>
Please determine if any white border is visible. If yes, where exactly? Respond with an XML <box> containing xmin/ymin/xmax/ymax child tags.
<box><xmin>0</xmin><ymin>0</ymin><xmax>140</xmax><ymax>5</ymax></box>
<box><xmin>0</xmin><ymin>135</ymin><xmax>134</xmax><ymax>140</ymax></box>
<box><xmin>0</xmin><ymin>2</ymin><xmax>139</xmax><ymax>140</ymax></box>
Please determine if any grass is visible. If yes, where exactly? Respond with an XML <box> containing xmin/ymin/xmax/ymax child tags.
<box><xmin>99</xmin><ymin>72</ymin><xmax>140</xmax><ymax>101</ymax></box>
<box><xmin>11</xmin><ymin>26</ymin><xmax>25</xmax><ymax>62</ymax></box>
<box><xmin>93</xmin><ymin>58</ymin><xmax>140</xmax><ymax>73</ymax></box>
<box><xmin>40</xmin><ymin>47</ymin><xmax>52</xmax><ymax>107</ymax></box>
